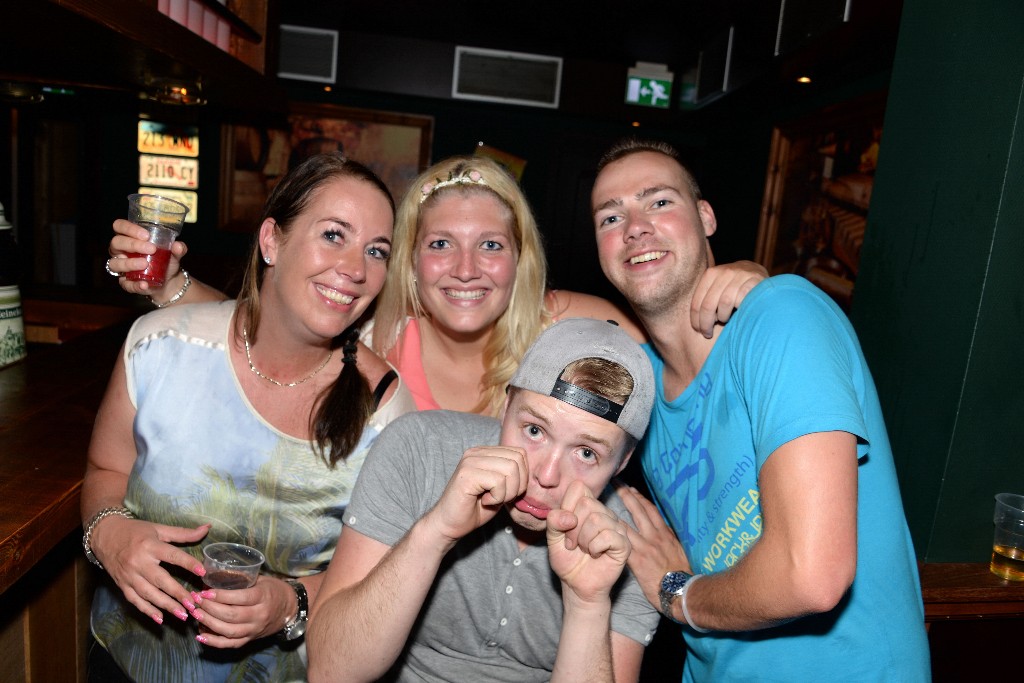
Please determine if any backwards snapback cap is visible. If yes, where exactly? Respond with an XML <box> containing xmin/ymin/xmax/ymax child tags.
<box><xmin>509</xmin><ymin>318</ymin><xmax>655</xmax><ymax>440</ymax></box>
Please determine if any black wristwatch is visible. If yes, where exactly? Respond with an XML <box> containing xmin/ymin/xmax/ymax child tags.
<box><xmin>658</xmin><ymin>570</ymin><xmax>693</xmax><ymax>623</ymax></box>
<box><xmin>279</xmin><ymin>579</ymin><xmax>309</xmax><ymax>641</ymax></box>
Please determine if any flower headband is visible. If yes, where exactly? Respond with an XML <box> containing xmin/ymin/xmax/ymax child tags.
<box><xmin>419</xmin><ymin>169</ymin><xmax>487</xmax><ymax>203</ymax></box>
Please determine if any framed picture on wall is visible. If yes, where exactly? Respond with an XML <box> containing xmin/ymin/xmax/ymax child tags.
<box><xmin>219</xmin><ymin>103</ymin><xmax>433</xmax><ymax>231</ymax></box>
<box><xmin>754</xmin><ymin>90</ymin><xmax>887</xmax><ymax>311</ymax></box>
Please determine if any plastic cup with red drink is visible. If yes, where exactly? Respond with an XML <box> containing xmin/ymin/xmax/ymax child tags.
<box><xmin>125</xmin><ymin>193</ymin><xmax>189</xmax><ymax>287</ymax></box>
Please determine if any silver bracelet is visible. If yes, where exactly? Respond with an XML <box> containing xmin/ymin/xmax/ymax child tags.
<box><xmin>150</xmin><ymin>270</ymin><xmax>191</xmax><ymax>308</ymax></box>
<box><xmin>679</xmin><ymin>573</ymin><xmax>710</xmax><ymax>633</ymax></box>
<box><xmin>82</xmin><ymin>506</ymin><xmax>136</xmax><ymax>569</ymax></box>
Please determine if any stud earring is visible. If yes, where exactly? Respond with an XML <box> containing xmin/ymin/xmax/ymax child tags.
<box><xmin>264</xmin><ymin>256</ymin><xmax>272</xmax><ymax>265</ymax></box>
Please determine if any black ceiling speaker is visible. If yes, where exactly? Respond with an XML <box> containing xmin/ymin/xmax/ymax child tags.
<box><xmin>776</xmin><ymin>0</ymin><xmax>852</xmax><ymax>55</ymax></box>
<box><xmin>278</xmin><ymin>24</ymin><xmax>338</xmax><ymax>83</ymax></box>
<box><xmin>452</xmin><ymin>46</ymin><xmax>562</xmax><ymax>109</ymax></box>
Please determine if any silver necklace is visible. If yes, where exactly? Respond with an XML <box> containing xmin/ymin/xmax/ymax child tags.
<box><xmin>242</xmin><ymin>327</ymin><xmax>333</xmax><ymax>388</ymax></box>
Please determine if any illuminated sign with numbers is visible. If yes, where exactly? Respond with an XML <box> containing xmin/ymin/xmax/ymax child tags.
<box><xmin>139</xmin><ymin>154</ymin><xmax>198</xmax><ymax>189</ymax></box>
<box><xmin>137</xmin><ymin>121</ymin><xmax>199</xmax><ymax>157</ymax></box>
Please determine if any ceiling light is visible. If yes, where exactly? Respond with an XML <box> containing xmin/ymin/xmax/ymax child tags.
<box><xmin>0</xmin><ymin>82</ymin><xmax>44</xmax><ymax>104</ymax></box>
<box><xmin>139</xmin><ymin>77</ymin><xmax>207</xmax><ymax>106</ymax></box>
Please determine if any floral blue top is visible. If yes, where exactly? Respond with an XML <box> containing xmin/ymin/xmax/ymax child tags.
<box><xmin>90</xmin><ymin>301</ymin><xmax>415</xmax><ymax>683</ymax></box>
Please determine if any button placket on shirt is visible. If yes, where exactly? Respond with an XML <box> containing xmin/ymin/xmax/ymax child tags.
<box><xmin>488</xmin><ymin>525</ymin><xmax>522</xmax><ymax>647</ymax></box>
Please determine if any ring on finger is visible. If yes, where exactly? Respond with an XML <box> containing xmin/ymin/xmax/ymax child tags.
<box><xmin>105</xmin><ymin>256</ymin><xmax>123</xmax><ymax>277</ymax></box>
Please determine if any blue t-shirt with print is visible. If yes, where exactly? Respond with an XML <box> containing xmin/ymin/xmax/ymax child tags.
<box><xmin>640</xmin><ymin>275</ymin><xmax>930</xmax><ymax>682</ymax></box>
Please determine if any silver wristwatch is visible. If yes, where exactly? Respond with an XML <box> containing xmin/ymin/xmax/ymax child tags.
<box><xmin>279</xmin><ymin>579</ymin><xmax>309</xmax><ymax>641</ymax></box>
<box><xmin>658</xmin><ymin>570</ymin><xmax>692</xmax><ymax>623</ymax></box>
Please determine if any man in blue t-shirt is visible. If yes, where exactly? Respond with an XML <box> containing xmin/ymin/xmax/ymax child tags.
<box><xmin>589</xmin><ymin>138</ymin><xmax>930</xmax><ymax>681</ymax></box>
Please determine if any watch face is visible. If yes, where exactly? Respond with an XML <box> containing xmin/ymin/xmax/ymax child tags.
<box><xmin>660</xmin><ymin>571</ymin><xmax>691</xmax><ymax>595</ymax></box>
<box><xmin>282</xmin><ymin>619</ymin><xmax>308</xmax><ymax>641</ymax></box>
<box><xmin>658</xmin><ymin>571</ymin><xmax>692</xmax><ymax>622</ymax></box>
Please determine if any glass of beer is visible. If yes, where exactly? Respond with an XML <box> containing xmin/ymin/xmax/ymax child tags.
<box><xmin>990</xmin><ymin>493</ymin><xmax>1024</xmax><ymax>581</ymax></box>
<box><xmin>202</xmin><ymin>542</ymin><xmax>265</xmax><ymax>589</ymax></box>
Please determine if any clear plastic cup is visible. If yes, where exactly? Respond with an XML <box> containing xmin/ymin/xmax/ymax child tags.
<box><xmin>125</xmin><ymin>193</ymin><xmax>189</xmax><ymax>286</ymax></box>
<box><xmin>990</xmin><ymin>493</ymin><xmax>1024</xmax><ymax>581</ymax></box>
<box><xmin>202</xmin><ymin>542</ymin><xmax>265</xmax><ymax>589</ymax></box>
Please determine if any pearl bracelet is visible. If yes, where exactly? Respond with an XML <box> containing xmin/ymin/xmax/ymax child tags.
<box><xmin>150</xmin><ymin>270</ymin><xmax>191</xmax><ymax>308</ymax></box>
<box><xmin>82</xmin><ymin>506</ymin><xmax>136</xmax><ymax>569</ymax></box>
<box><xmin>680</xmin><ymin>573</ymin><xmax>710</xmax><ymax>633</ymax></box>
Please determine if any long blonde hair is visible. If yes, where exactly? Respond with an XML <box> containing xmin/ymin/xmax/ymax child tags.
<box><xmin>372</xmin><ymin>155</ymin><xmax>550</xmax><ymax>415</ymax></box>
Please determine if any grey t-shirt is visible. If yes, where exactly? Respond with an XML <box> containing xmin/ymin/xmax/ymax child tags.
<box><xmin>344</xmin><ymin>410</ymin><xmax>660</xmax><ymax>683</ymax></box>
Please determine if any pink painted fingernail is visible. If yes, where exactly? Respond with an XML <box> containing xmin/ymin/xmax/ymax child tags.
<box><xmin>191</xmin><ymin>591</ymin><xmax>203</xmax><ymax>604</ymax></box>
<box><xmin>196</xmin><ymin>634</ymin><xmax>208</xmax><ymax>645</ymax></box>
<box><xmin>152</xmin><ymin>613</ymin><xmax>163</xmax><ymax>625</ymax></box>
<box><xmin>201</xmin><ymin>589</ymin><xmax>215</xmax><ymax>599</ymax></box>
<box><xmin>191</xmin><ymin>610</ymin><xmax>203</xmax><ymax>622</ymax></box>
<box><xmin>174</xmin><ymin>608</ymin><xmax>188</xmax><ymax>621</ymax></box>
<box><xmin>182</xmin><ymin>598</ymin><xmax>196</xmax><ymax>611</ymax></box>
<box><xmin>194</xmin><ymin>564</ymin><xmax>207</xmax><ymax>576</ymax></box>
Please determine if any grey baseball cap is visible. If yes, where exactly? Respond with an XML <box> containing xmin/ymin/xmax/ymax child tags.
<box><xmin>509</xmin><ymin>318</ymin><xmax>655</xmax><ymax>440</ymax></box>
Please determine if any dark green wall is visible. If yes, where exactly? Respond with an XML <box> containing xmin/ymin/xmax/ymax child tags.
<box><xmin>851</xmin><ymin>0</ymin><xmax>1024</xmax><ymax>561</ymax></box>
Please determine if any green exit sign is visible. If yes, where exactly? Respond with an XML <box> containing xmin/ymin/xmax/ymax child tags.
<box><xmin>625</xmin><ymin>77</ymin><xmax>673</xmax><ymax>109</ymax></box>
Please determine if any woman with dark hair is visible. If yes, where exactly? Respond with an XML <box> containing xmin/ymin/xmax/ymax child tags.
<box><xmin>83</xmin><ymin>152</ymin><xmax>414</xmax><ymax>681</ymax></box>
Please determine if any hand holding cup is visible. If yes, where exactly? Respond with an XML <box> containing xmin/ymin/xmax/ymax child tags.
<box><xmin>202</xmin><ymin>542</ymin><xmax>265</xmax><ymax>589</ymax></box>
<box><xmin>124</xmin><ymin>193</ymin><xmax>189</xmax><ymax>287</ymax></box>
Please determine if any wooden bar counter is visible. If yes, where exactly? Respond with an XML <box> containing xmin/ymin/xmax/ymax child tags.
<box><xmin>922</xmin><ymin>562</ymin><xmax>1024</xmax><ymax>621</ymax></box>
<box><xmin>923</xmin><ymin>563</ymin><xmax>1024</xmax><ymax>680</ymax></box>
<box><xmin>0</xmin><ymin>317</ymin><xmax>133</xmax><ymax>683</ymax></box>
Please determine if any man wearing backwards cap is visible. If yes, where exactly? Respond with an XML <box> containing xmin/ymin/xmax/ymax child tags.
<box><xmin>307</xmin><ymin>318</ymin><xmax>660</xmax><ymax>683</ymax></box>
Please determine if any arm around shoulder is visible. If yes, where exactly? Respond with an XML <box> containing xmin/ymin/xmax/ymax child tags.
<box><xmin>690</xmin><ymin>260</ymin><xmax>767</xmax><ymax>338</ymax></box>
<box><xmin>547</xmin><ymin>290</ymin><xmax>647</xmax><ymax>343</ymax></box>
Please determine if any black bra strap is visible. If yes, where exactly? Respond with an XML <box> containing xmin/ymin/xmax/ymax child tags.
<box><xmin>372</xmin><ymin>369</ymin><xmax>398</xmax><ymax>409</ymax></box>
